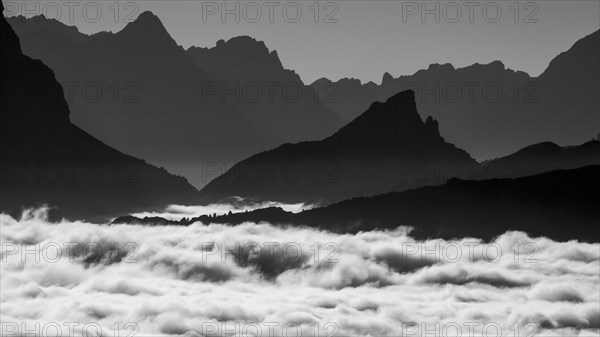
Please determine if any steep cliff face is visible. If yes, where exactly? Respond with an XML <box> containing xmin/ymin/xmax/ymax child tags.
<box><xmin>323</xmin><ymin>91</ymin><xmax>466</xmax><ymax>154</ymax></box>
<box><xmin>0</xmin><ymin>3</ymin><xmax>199</xmax><ymax>221</ymax></box>
<box><xmin>199</xmin><ymin>90</ymin><xmax>477</xmax><ymax>204</ymax></box>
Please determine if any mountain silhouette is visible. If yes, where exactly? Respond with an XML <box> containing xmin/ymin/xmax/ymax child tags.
<box><xmin>116</xmin><ymin>166</ymin><xmax>600</xmax><ymax>242</ymax></box>
<box><xmin>485</xmin><ymin>140</ymin><xmax>600</xmax><ymax>178</ymax></box>
<box><xmin>199</xmin><ymin>90</ymin><xmax>477</xmax><ymax>204</ymax></box>
<box><xmin>118</xmin><ymin>11</ymin><xmax>173</xmax><ymax>43</ymax></box>
<box><xmin>186</xmin><ymin>35</ymin><xmax>341</xmax><ymax>145</ymax></box>
<box><xmin>311</xmin><ymin>30</ymin><xmax>600</xmax><ymax>161</ymax></box>
<box><xmin>8</xmin><ymin>13</ymin><xmax>598</xmax><ymax>188</ymax></box>
<box><xmin>7</xmin><ymin>13</ymin><xmax>343</xmax><ymax>189</ymax></box>
<box><xmin>0</xmin><ymin>3</ymin><xmax>199</xmax><ymax>222</ymax></box>
<box><xmin>6</xmin><ymin>13</ymin><xmax>252</xmax><ymax>188</ymax></box>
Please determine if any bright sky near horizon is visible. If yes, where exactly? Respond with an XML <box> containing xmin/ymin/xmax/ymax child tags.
<box><xmin>3</xmin><ymin>0</ymin><xmax>599</xmax><ymax>83</ymax></box>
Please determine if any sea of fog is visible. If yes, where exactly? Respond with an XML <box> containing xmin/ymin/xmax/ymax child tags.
<box><xmin>1</xmin><ymin>206</ymin><xmax>599</xmax><ymax>337</ymax></box>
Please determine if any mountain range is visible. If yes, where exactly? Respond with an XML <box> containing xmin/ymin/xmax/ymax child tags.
<box><xmin>7</xmin><ymin>13</ymin><xmax>342</xmax><ymax>188</ymax></box>
<box><xmin>115</xmin><ymin>166</ymin><xmax>600</xmax><ymax>242</ymax></box>
<box><xmin>199</xmin><ymin>87</ymin><xmax>600</xmax><ymax>205</ymax></box>
<box><xmin>0</xmin><ymin>4</ymin><xmax>199</xmax><ymax>222</ymax></box>
<box><xmin>3</xmin><ymin>8</ymin><xmax>599</xmax><ymax>221</ymax></box>
<box><xmin>311</xmin><ymin>30</ymin><xmax>600</xmax><ymax>160</ymax></box>
<box><xmin>199</xmin><ymin>90</ymin><xmax>478</xmax><ymax>204</ymax></box>
<box><xmin>7</xmin><ymin>13</ymin><xmax>599</xmax><ymax>188</ymax></box>
<box><xmin>482</xmin><ymin>140</ymin><xmax>600</xmax><ymax>178</ymax></box>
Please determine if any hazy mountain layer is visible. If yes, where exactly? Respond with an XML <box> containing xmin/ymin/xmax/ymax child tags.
<box><xmin>7</xmin><ymin>13</ymin><xmax>342</xmax><ymax>188</ymax></box>
<box><xmin>312</xmin><ymin>30</ymin><xmax>600</xmax><ymax>160</ymax></box>
<box><xmin>1</xmin><ymin>4</ymin><xmax>200</xmax><ymax>222</ymax></box>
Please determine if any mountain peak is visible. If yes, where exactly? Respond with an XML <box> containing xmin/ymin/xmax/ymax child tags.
<box><xmin>220</xmin><ymin>36</ymin><xmax>269</xmax><ymax>51</ymax></box>
<box><xmin>424</xmin><ymin>116</ymin><xmax>441</xmax><ymax>138</ymax></box>
<box><xmin>463</xmin><ymin>60</ymin><xmax>506</xmax><ymax>73</ymax></box>
<box><xmin>134</xmin><ymin>11</ymin><xmax>163</xmax><ymax>26</ymax></box>
<box><xmin>311</xmin><ymin>77</ymin><xmax>332</xmax><ymax>86</ymax></box>
<box><xmin>382</xmin><ymin>72</ymin><xmax>394</xmax><ymax>85</ymax></box>
<box><xmin>488</xmin><ymin>60</ymin><xmax>505</xmax><ymax>69</ymax></box>
<box><xmin>211</xmin><ymin>36</ymin><xmax>282</xmax><ymax>65</ymax></box>
<box><xmin>186</xmin><ymin>35</ymin><xmax>290</xmax><ymax>80</ymax></box>
<box><xmin>427</xmin><ymin>63</ymin><xmax>456</xmax><ymax>72</ymax></box>
<box><xmin>120</xmin><ymin>11</ymin><xmax>171</xmax><ymax>40</ymax></box>
<box><xmin>326</xmin><ymin>90</ymin><xmax>442</xmax><ymax>145</ymax></box>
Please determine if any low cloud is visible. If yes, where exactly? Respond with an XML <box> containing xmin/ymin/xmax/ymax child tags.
<box><xmin>130</xmin><ymin>198</ymin><xmax>314</xmax><ymax>221</ymax></box>
<box><xmin>1</xmin><ymin>207</ymin><xmax>599</xmax><ymax>336</ymax></box>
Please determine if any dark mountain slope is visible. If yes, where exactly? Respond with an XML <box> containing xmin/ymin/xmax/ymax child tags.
<box><xmin>0</xmin><ymin>3</ymin><xmax>199</xmax><ymax>222</ymax></box>
<box><xmin>486</xmin><ymin>140</ymin><xmax>600</xmax><ymax>178</ymax></box>
<box><xmin>116</xmin><ymin>166</ymin><xmax>600</xmax><ymax>242</ymax></box>
<box><xmin>199</xmin><ymin>90</ymin><xmax>477</xmax><ymax>204</ymax></box>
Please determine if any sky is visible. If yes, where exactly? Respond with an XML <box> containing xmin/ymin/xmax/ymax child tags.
<box><xmin>3</xmin><ymin>0</ymin><xmax>600</xmax><ymax>83</ymax></box>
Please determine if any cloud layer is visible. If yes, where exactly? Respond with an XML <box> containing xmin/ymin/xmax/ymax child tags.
<box><xmin>1</xmin><ymin>207</ymin><xmax>599</xmax><ymax>336</ymax></box>
<box><xmin>130</xmin><ymin>198</ymin><xmax>314</xmax><ymax>221</ymax></box>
